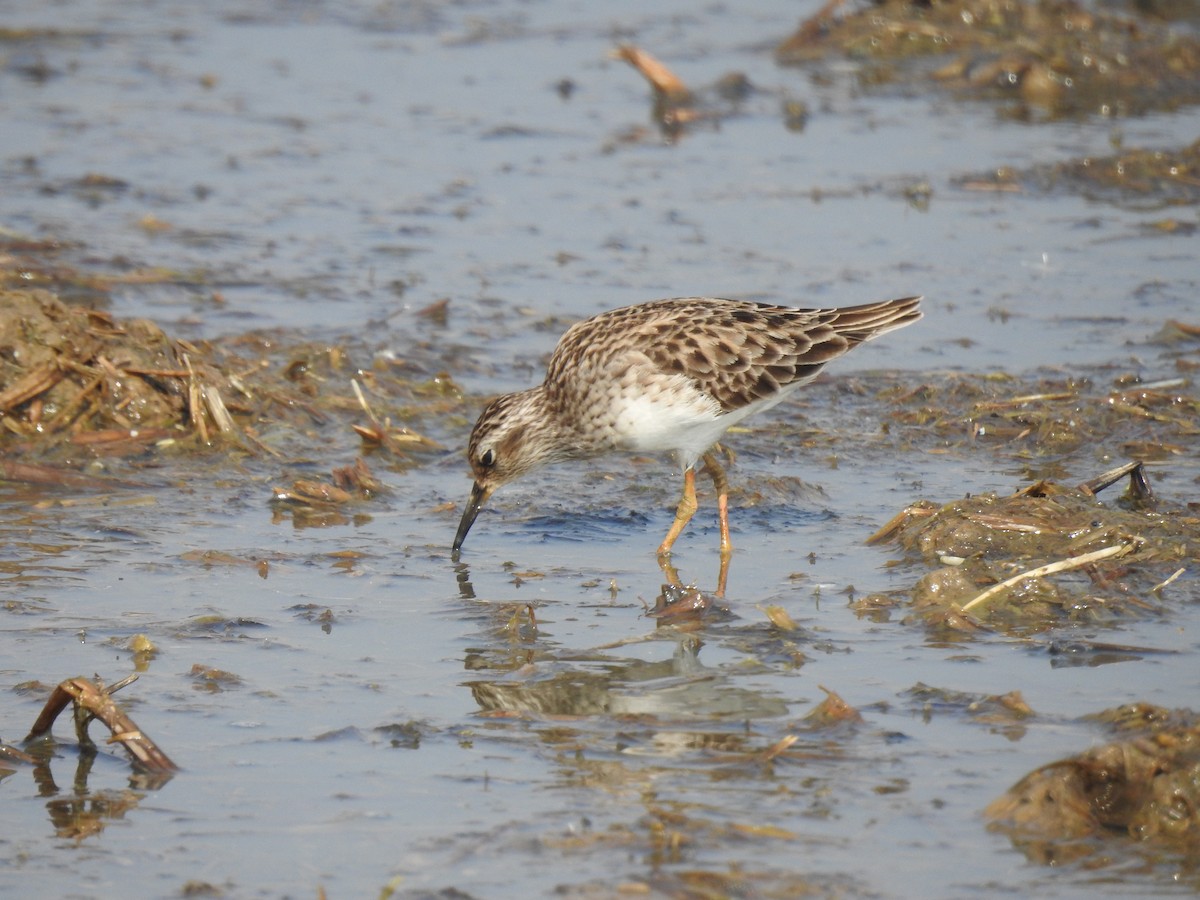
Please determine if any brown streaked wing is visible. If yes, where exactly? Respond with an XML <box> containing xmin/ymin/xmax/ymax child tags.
<box><xmin>545</xmin><ymin>297</ymin><xmax>921</xmax><ymax>413</ymax></box>
<box><xmin>637</xmin><ymin>297</ymin><xmax>920</xmax><ymax>412</ymax></box>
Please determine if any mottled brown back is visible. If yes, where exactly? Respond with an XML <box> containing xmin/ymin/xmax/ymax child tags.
<box><xmin>546</xmin><ymin>296</ymin><xmax>921</xmax><ymax>412</ymax></box>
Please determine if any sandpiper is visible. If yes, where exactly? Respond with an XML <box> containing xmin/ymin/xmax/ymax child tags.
<box><xmin>452</xmin><ymin>296</ymin><xmax>922</xmax><ymax>557</ymax></box>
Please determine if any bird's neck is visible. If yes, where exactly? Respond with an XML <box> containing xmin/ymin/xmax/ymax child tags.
<box><xmin>536</xmin><ymin>383</ymin><xmax>609</xmax><ymax>461</ymax></box>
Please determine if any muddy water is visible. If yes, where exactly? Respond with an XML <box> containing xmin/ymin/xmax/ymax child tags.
<box><xmin>2</xmin><ymin>1</ymin><xmax>1200</xmax><ymax>898</ymax></box>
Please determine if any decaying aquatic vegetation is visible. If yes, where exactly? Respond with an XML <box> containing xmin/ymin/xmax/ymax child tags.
<box><xmin>956</xmin><ymin>136</ymin><xmax>1200</xmax><ymax>207</ymax></box>
<box><xmin>987</xmin><ymin>703</ymin><xmax>1200</xmax><ymax>869</ymax></box>
<box><xmin>0</xmin><ymin>288</ymin><xmax>452</xmax><ymax>504</ymax></box>
<box><xmin>188</xmin><ymin>664</ymin><xmax>243</xmax><ymax>692</ymax></box>
<box><xmin>0</xmin><ymin>289</ymin><xmax>241</xmax><ymax>450</ymax></box>
<box><xmin>349</xmin><ymin>377</ymin><xmax>444</xmax><ymax>455</ymax></box>
<box><xmin>271</xmin><ymin>457</ymin><xmax>386</xmax><ymax>511</ymax></box>
<box><xmin>0</xmin><ymin>289</ymin><xmax>233</xmax><ymax>453</ymax></box>
<box><xmin>867</xmin><ymin>461</ymin><xmax>1197</xmax><ymax>636</ymax></box>
<box><xmin>0</xmin><ymin>227</ymin><xmax>189</xmax><ymax>299</ymax></box>
<box><xmin>861</xmin><ymin>338</ymin><xmax>1200</xmax><ymax>637</ymax></box>
<box><xmin>903</xmin><ymin>683</ymin><xmax>1033</xmax><ymax>740</ymax></box>
<box><xmin>610</xmin><ymin>5</ymin><xmax>1199</xmax><ymax>221</ymax></box>
<box><xmin>777</xmin><ymin>0</ymin><xmax>1200</xmax><ymax>121</ymax></box>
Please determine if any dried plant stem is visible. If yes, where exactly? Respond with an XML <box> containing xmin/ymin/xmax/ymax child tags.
<box><xmin>1152</xmin><ymin>567</ymin><xmax>1186</xmax><ymax>595</ymax></box>
<box><xmin>960</xmin><ymin>543</ymin><xmax>1133</xmax><ymax>614</ymax></box>
<box><xmin>25</xmin><ymin>675</ymin><xmax>178</xmax><ymax>773</ymax></box>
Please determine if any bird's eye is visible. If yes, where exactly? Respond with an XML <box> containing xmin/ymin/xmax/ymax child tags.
<box><xmin>479</xmin><ymin>448</ymin><xmax>496</xmax><ymax>468</ymax></box>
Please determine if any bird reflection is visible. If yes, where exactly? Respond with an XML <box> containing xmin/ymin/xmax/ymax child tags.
<box><xmin>468</xmin><ymin>637</ymin><xmax>786</xmax><ymax>722</ymax></box>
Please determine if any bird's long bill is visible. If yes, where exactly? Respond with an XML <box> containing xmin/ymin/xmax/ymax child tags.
<box><xmin>452</xmin><ymin>481</ymin><xmax>493</xmax><ymax>552</ymax></box>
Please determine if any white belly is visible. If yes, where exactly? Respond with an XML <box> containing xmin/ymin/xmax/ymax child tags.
<box><xmin>608</xmin><ymin>375</ymin><xmax>801</xmax><ymax>469</ymax></box>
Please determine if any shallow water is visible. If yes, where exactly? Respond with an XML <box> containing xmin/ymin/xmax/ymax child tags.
<box><xmin>2</xmin><ymin>1</ymin><xmax>1199</xmax><ymax>898</ymax></box>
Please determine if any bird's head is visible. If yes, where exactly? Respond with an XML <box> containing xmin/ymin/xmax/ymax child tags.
<box><xmin>453</xmin><ymin>390</ymin><xmax>553</xmax><ymax>552</ymax></box>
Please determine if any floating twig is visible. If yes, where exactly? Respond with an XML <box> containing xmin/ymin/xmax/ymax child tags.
<box><xmin>612</xmin><ymin>45</ymin><xmax>690</xmax><ymax>100</ymax></box>
<box><xmin>758</xmin><ymin>734</ymin><xmax>799</xmax><ymax>762</ymax></box>
<box><xmin>1077</xmin><ymin>460</ymin><xmax>1153</xmax><ymax>501</ymax></box>
<box><xmin>866</xmin><ymin>501</ymin><xmax>937</xmax><ymax>545</ymax></box>
<box><xmin>25</xmin><ymin>675</ymin><xmax>178</xmax><ymax>773</ymax></box>
<box><xmin>971</xmin><ymin>391</ymin><xmax>1076</xmax><ymax>412</ymax></box>
<box><xmin>1151</xmin><ymin>567</ymin><xmax>1186</xmax><ymax>595</ymax></box>
<box><xmin>0</xmin><ymin>460</ymin><xmax>147</xmax><ymax>488</ymax></box>
<box><xmin>0</xmin><ymin>742</ymin><xmax>36</xmax><ymax>766</ymax></box>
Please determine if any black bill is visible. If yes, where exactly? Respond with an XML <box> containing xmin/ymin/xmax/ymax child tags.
<box><xmin>452</xmin><ymin>481</ymin><xmax>492</xmax><ymax>552</ymax></box>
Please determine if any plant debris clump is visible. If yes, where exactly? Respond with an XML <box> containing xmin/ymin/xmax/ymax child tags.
<box><xmin>0</xmin><ymin>288</ymin><xmax>454</xmax><ymax>472</ymax></box>
<box><xmin>987</xmin><ymin>703</ymin><xmax>1200</xmax><ymax>870</ymax></box>
<box><xmin>871</xmin><ymin>472</ymin><xmax>1197</xmax><ymax>635</ymax></box>
<box><xmin>955</xmin><ymin>137</ymin><xmax>1200</xmax><ymax>208</ymax></box>
<box><xmin>861</xmin><ymin>353</ymin><xmax>1200</xmax><ymax>637</ymax></box>
<box><xmin>777</xmin><ymin>0</ymin><xmax>1200</xmax><ymax>121</ymax></box>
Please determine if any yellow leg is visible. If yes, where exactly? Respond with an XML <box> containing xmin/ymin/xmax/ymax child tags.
<box><xmin>658</xmin><ymin>555</ymin><xmax>683</xmax><ymax>588</ymax></box>
<box><xmin>701</xmin><ymin>451</ymin><xmax>733</xmax><ymax>555</ymax></box>
<box><xmin>657</xmin><ymin>467</ymin><xmax>697</xmax><ymax>557</ymax></box>
<box><xmin>715</xmin><ymin>551</ymin><xmax>730</xmax><ymax>599</ymax></box>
